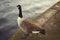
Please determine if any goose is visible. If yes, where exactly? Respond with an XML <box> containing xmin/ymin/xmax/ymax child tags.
<box><xmin>17</xmin><ymin>5</ymin><xmax>45</xmax><ymax>39</ymax></box>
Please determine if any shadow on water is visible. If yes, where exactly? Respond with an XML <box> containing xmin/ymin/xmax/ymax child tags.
<box><xmin>0</xmin><ymin>24</ymin><xmax>18</xmax><ymax>40</ymax></box>
<box><xmin>0</xmin><ymin>18</ymin><xmax>8</xmax><ymax>26</ymax></box>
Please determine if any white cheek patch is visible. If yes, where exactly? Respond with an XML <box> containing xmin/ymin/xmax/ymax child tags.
<box><xmin>32</xmin><ymin>31</ymin><xmax>40</xmax><ymax>33</ymax></box>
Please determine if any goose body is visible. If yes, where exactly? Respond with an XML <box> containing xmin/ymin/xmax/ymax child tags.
<box><xmin>17</xmin><ymin>17</ymin><xmax>43</xmax><ymax>33</ymax></box>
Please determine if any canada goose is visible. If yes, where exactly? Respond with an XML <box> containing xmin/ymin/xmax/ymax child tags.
<box><xmin>17</xmin><ymin>5</ymin><xmax>45</xmax><ymax>38</ymax></box>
